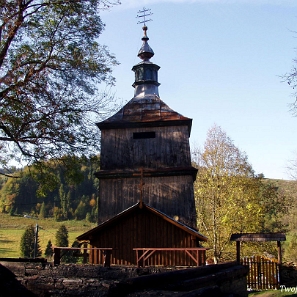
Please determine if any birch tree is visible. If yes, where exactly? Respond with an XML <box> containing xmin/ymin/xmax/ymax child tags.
<box><xmin>194</xmin><ymin>125</ymin><xmax>264</xmax><ymax>263</ymax></box>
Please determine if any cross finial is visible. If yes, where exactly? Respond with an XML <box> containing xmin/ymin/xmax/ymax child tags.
<box><xmin>136</xmin><ymin>7</ymin><xmax>153</xmax><ymax>26</ymax></box>
<box><xmin>133</xmin><ymin>168</ymin><xmax>151</xmax><ymax>209</ymax></box>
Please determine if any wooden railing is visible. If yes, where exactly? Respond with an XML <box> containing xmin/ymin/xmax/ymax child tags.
<box><xmin>53</xmin><ymin>247</ymin><xmax>113</xmax><ymax>266</ymax></box>
<box><xmin>133</xmin><ymin>248</ymin><xmax>207</xmax><ymax>267</ymax></box>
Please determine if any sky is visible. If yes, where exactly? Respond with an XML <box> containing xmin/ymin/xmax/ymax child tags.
<box><xmin>98</xmin><ymin>0</ymin><xmax>297</xmax><ymax>180</ymax></box>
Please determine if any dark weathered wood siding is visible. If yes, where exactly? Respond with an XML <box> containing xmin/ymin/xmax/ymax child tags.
<box><xmin>89</xmin><ymin>207</ymin><xmax>202</xmax><ymax>266</ymax></box>
<box><xmin>100</xmin><ymin>126</ymin><xmax>191</xmax><ymax>170</ymax></box>
<box><xmin>98</xmin><ymin>175</ymin><xmax>197</xmax><ymax>227</ymax></box>
<box><xmin>98</xmin><ymin>124</ymin><xmax>197</xmax><ymax>227</ymax></box>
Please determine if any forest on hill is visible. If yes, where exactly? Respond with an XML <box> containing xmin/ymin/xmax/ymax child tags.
<box><xmin>0</xmin><ymin>156</ymin><xmax>100</xmax><ymax>222</ymax></box>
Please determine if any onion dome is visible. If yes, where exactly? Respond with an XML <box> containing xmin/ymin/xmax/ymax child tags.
<box><xmin>132</xmin><ymin>25</ymin><xmax>160</xmax><ymax>98</ymax></box>
<box><xmin>138</xmin><ymin>25</ymin><xmax>154</xmax><ymax>60</ymax></box>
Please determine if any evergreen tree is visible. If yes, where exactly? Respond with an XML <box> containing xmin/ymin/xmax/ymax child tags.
<box><xmin>75</xmin><ymin>201</ymin><xmax>87</xmax><ymax>220</ymax></box>
<box><xmin>44</xmin><ymin>240</ymin><xmax>53</xmax><ymax>259</ymax></box>
<box><xmin>59</xmin><ymin>185</ymin><xmax>67</xmax><ymax>219</ymax></box>
<box><xmin>55</xmin><ymin>225</ymin><xmax>69</xmax><ymax>247</ymax></box>
<box><xmin>20</xmin><ymin>225</ymin><xmax>41</xmax><ymax>258</ymax></box>
<box><xmin>39</xmin><ymin>202</ymin><xmax>46</xmax><ymax>219</ymax></box>
<box><xmin>55</xmin><ymin>225</ymin><xmax>76</xmax><ymax>263</ymax></box>
<box><xmin>64</xmin><ymin>240</ymin><xmax>80</xmax><ymax>264</ymax></box>
<box><xmin>86</xmin><ymin>212</ymin><xmax>92</xmax><ymax>223</ymax></box>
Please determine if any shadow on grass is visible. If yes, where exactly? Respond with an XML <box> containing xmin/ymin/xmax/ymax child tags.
<box><xmin>0</xmin><ymin>248</ymin><xmax>14</xmax><ymax>255</ymax></box>
<box><xmin>0</xmin><ymin>239</ymin><xmax>14</xmax><ymax>244</ymax></box>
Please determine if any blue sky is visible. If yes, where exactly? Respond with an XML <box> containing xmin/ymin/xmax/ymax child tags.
<box><xmin>99</xmin><ymin>0</ymin><xmax>297</xmax><ymax>180</ymax></box>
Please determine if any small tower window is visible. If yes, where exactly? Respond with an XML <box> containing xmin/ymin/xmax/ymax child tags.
<box><xmin>133</xmin><ymin>132</ymin><xmax>156</xmax><ymax>139</ymax></box>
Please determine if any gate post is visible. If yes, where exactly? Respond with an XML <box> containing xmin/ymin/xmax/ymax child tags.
<box><xmin>103</xmin><ymin>250</ymin><xmax>111</xmax><ymax>267</ymax></box>
<box><xmin>277</xmin><ymin>241</ymin><xmax>282</xmax><ymax>265</ymax></box>
<box><xmin>236</xmin><ymin>241</ymin><xmax>241</xmax><ymax>263</ymax></box>
<box><xmin>277</xmin><ymin>240</ymin><xmax>282</xmax><ymax>285</ymax></box>
<box><xmin>83</xmin><ymin>243</ymin><xmax>88</xmax><ymax>264</ymax></box>
<box><xmin>54</xmin><ymin>248</ymin><xmax>60</xmax><ymax>265</ymax></box>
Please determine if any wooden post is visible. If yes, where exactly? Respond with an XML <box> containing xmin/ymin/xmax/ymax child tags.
<box><xmin>201</xmin><ymin>249</ymin><xmax>206</xmax><ymax>266</ymax></box>
<box><xmin>236</xmin><ymin>241</ymin><xmax>241</xmax><ymax>263</ymax></box>
<box><xmin>277</xmin><ymin>241</ymin><xmax>282</xmax><ymax>265</ymax></box>
<box><xmin>54</xmin><ymin>248</ymin><xmax>60</xmax><ymax>265</ymax></box>
<box><xmin>83</xmin><ymin>243</ymin><xmax>88</xmax><ymax>264</ymax></box>
<box><xmin>139</xmin><ymin>250</ymin><xmax>145</xmax><ymax>267</ymax></box>
<box><xmin>136</xmin><ymin>250</ymin><xmax>145</xmax><ymax>267</ymax></box>
<box><xmin>34</xmin><ymin>224</ymin><xmax>39</xmax><ymax>259</ymax></box>
<box><xmin>103</xmin><ymin>250</ymin><xmax>111</xmax><ymax>267</ymax></box>
<box><xmin>277</xmin><ymin>241</ymin><xmax>282</xmax><ymax>285</ymax></box>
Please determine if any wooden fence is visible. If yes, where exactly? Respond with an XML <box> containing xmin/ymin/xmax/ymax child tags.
<box><xmin>133</xmin><ymin>248</ymin><xmax>206</xmax><ymax>267</ymax></box>
<box><xmin>53</xmin><ymin>247</ymin><xmax>113</xmax><ymax>267</ymax></box>
<box><xmin>241</xmin><ymin>256</ymin><xmax>279</xmax><ymax>290</ymax></box>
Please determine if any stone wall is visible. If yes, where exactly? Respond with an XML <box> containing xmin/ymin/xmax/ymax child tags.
<box><xmin>0</xmin><ymin>261</ymin><xmax>248</xmax><ymax>297</ymax></box>
<box><xmin>109</xmin><ymin>262</ymin><xmax>248</xmax><ymax>297</ymax></box>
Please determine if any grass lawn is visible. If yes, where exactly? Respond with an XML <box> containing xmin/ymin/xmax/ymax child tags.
<box><xmin>248</xmin><ymin>290</ymin><xmax>297</xmax><ymax>297</ymax></box>
<box><xmin>0</xmin><ymin>212</ymin><xmax>96</xmax><ymax>258</ymax></box>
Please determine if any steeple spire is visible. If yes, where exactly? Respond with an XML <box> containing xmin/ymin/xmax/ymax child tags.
<box><xmin>138</xmin><ymin>25</ymin><xmax>154</xmax><ymax>61</ymax></box>
<box><xmin>133</xmin><ymin>8</ymin><xmax>160</xmax><ymax>98</ymax></box>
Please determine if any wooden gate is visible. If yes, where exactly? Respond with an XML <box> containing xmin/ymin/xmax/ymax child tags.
<box><xmin>242</xmin><ymin>256</ymin><xmax>279</xmax><ymax>290</ymax></box>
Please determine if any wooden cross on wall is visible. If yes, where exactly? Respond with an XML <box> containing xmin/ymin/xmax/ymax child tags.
<box><xmin>133</xmin><ymin>168</ymin><xmax>151</xmax><ymax>208</ymax></box>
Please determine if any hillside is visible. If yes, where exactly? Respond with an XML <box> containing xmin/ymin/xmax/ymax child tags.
<box><xmin>0</xmin><ymin>156</ymin><xmax>100</xmax><ymax>222</ymax></box>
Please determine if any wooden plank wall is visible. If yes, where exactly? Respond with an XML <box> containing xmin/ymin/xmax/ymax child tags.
<box><xmin>98</xmin><ymin>175</ymin><xmax>197</xmax><ymax>227</ymax></box>
<box><xmin>100</xmin><ymin>126</ymin><xmax>191</xmax><ymax>170</ymax></box>
<box><xmin>90</xmin><ymin>208</ymin><xmax>200</xmax><ymax>266</ymax></box>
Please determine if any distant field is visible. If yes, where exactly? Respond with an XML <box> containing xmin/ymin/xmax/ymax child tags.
<box><xmin>0</xmin><ymin>212</ymin><xmax>96</xmax><ymax>258</ymax></box>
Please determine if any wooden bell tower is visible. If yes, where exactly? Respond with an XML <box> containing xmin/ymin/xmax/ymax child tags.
<box><xmin>95</xmin><ymin>15</ymin><xmax>198</xmax><ymax>228</ymax></box>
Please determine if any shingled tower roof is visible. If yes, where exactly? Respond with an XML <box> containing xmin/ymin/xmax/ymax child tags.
<box><xmin>97</xmin><ymin>25</ymin><xmax>192</xmax><ymax>135</ymax></box>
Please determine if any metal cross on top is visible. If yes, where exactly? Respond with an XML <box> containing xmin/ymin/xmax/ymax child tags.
<box><xmin>136</xmin><ymin>7</ymin><xmax>153</xmax><ymax>26</ymax></box>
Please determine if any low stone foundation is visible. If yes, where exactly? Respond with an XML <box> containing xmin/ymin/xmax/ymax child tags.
<box><xmin>109</xmin><ymin>262</ymin><xmax>248</xmax><ymax>297</ymax></box>
<box><xmin>0</xmin><ymin>261</ymin><xmax>248</xmax><ymax>297</ymax></box>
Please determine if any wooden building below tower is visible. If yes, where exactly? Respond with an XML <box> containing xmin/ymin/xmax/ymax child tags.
<box><xmin>77</xmin><ymin>202</ymin><xmax>207</xmax><ymax>266</ymax></box>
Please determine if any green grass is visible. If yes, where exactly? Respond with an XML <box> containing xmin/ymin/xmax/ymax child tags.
<box><xmin>0</xmin><ymin>212</ymin><xmax>96</xmax><ymax>258</ymax></box>
<box><xmin>248</xmin><ymin>290</ymin><xmax>297</xmax><ymax>297</ymax></box>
